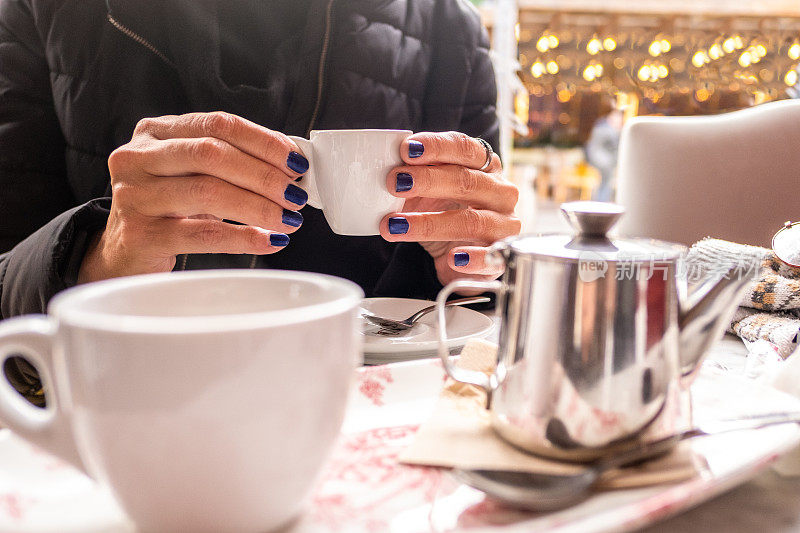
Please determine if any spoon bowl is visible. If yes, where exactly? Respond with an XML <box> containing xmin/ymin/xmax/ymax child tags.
<box><xmin>453</xmin><ymin>468</ymin><xmax>597</xmax><ymax>512</ymax></box>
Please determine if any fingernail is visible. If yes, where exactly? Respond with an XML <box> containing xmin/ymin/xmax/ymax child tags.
<box><xmin>284</xmin><ymin>184</ymin><xmax>308</xmax><ymax>206</ymax></box>
<box><xmin>281</xmin><ymin>209</ymin><xmax>303</xmax><ymax>228</ymax></box>
<box><xmin>270</xmin><ymin>233</ymin><xmax>290</xmax><ymax>247</ymax></box>
<box><xmin>454</xmin><ymin>252</ymin><xmax>470</xmax><ymax>267</ymax></box>
<box><xmin>408</xmin><ymin>140</ymin><xmax>424</xmax><ymax>158</ymax></box>
<box><xmin>395</xmin><ymin>172</ymin><xmax>413</xmax><ymax>192</ymax></box>
<box><xmin>388</xmin><ymin>217</ymin><xmax>409</xmax><ymax>235</ymax></box>
<box><xmin>287</xmin><ymin>151</ymin><xmax>309</xmax><ymax>174</ymax></box>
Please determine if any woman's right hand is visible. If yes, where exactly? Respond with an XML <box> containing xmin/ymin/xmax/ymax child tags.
<box><xmin>78</xmin><ymin>112</ymin><xmax>310</xmax><ymax>283</ymax></box>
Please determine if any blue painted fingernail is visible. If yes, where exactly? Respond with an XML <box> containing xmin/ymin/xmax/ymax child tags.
<box><xmin>287</xmin><ymin>151</ymin><xmax>309</xmax><ymax>174</ymax></box>
<box><xmin>454</xmin><ymin>252</ymin><xmax>470</xmax><ymax>267</ymax></box>
<box><xmin>270</xmin><ymin>233</ymin><xmax>290</xmax><ymax>247</ymax></box>
<box><xmin>388</xmin><ymin>217</ymin><xmax>409</xmax><ymax>235</ymax></box>
<box><xmin>408</xmin><ymin>140</ymin><xmax>424</xmax><ymax>158</ymax></box>
<box><xmin>284</xmin><ymin>184</ymin><xmax>308</xmax><ymax>206</ymax></box>
<box><xmin>281</xmin><ymin>209</ymin><xmax>303</xmax><ymax>228</ymax></box>
<box><xmin>395</xmin><ymin>172</ymin><xmax>413</xmax><ymax>192</ymax></box>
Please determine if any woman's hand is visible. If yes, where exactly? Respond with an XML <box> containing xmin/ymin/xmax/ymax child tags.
<box><xmin>78</xmin><ymin>112</ymin><xmax>310</xmax><ymax>283</ymax></box>
<box><xmin>380</xmin><ymin>132</ymin><xmax>521</xmax><ymax>286</ymax></box>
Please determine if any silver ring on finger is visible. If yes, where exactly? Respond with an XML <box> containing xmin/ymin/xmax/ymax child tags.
<box><xmin>476</xmin><ymin>137</ymin><xmax>493</xmax><ymax>171</ymax></box>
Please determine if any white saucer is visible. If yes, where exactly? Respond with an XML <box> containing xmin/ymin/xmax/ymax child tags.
<box><xmin>360</xmin><ymin>297</ymin><xmax>495</xmax><ymax>364</ymax></box>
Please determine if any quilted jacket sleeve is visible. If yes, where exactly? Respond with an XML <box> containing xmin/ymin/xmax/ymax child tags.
<box><xmin>0</xmin><ymin>0</ymin><xmax>108</xmax><ymax>319</ymax></box>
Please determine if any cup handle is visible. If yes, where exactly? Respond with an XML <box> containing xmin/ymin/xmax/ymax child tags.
<box><xmin>0</xmin><ymin>316</ymin><xmax>85</xmax><ymax>473</ymax></box>
<box><xmin>288</xmin><ymin>136</ymin><xmax>322</xmax><ymax>209</ymax></box>
<box><xmin>437</xmin><ymin>279</ymin><xmax>505</xmax><ymax>406</ymax></box>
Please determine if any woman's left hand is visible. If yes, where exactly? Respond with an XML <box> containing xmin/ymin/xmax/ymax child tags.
<box><xmin>380</xmin><ymin>132</ymin><xmax>521</xmax><ymax>286</ymax></box>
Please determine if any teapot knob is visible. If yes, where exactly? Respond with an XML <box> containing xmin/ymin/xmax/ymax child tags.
<box><xmin>560</xmin><ymin>201</ymin><xmax>625</xmax><ymax>237</ymax></box>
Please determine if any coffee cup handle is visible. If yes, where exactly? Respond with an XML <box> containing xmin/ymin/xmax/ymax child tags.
<box><xmin>0</xmin><ymin>316</ymin><xmax>85</xmax><ymax>473</ymax></box>
<box><xmin>436</xmin><ymin>280</ymin><xmax>505</xmax><ymax>403</ymax></box>
<box><xmin>288</xmin><ymin>136</ymin><xmax>323</xmax><ymax>209</ymax></box>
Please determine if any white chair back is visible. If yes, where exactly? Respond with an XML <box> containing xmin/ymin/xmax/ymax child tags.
<box><xmin>616</xmin><ymin>99</ymin><xmax>800</xmax><ymax>247</ymax></box>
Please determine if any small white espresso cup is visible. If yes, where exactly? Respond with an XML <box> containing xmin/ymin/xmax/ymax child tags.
<box><xmin>290</xmin><ymin>129</ymin><xmax>409</xmax><ymax>235</ymax></box>
<box><xmin>0</xmin><ymin>270</ymin><xmax>363</xmax><ymax>533</ymax></box>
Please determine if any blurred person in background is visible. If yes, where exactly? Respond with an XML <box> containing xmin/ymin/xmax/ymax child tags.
<box><xmin>586</xmin><ymin>107</ymin><xmax>624</xmax><ymax>202</ymax></box>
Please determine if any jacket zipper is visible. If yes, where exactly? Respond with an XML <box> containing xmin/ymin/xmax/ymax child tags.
<box><xmin>107</xmin><ymin>12</ymin><xmax>190</xmax><ymax>269</ymax></box>
<box><xmin>306</xmin><ymin>0</ymin><xmax>335</xmax><ymax>136</ymax></box>
<box><xmin>106</xmin><ymin>13</ymin><xmax>174</xmax><ymax>69</ymax></box>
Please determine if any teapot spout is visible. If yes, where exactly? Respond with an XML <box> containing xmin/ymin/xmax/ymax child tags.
<box><xmin>678</xmin><ymin>264</ymin><xmax>754</xmax><ymax>383</ymax></box>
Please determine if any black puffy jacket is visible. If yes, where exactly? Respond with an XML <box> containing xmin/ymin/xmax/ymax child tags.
<box><xmin>0</xmin><ymin>0</ymin><xmax>499</xmax><ymax>320</ymax></box>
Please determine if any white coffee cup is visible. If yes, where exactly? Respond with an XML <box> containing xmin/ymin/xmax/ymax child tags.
<box><xmin>290</xmin><ymin>129</ymin><xmax>409</xmax><ymax>235</ymax></box>
<box><xmin>0</xmin><ymin>270</ymin><xmax>363</xmax><ymax>533</ymax></box>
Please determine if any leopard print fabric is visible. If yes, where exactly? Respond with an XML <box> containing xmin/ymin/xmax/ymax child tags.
<box><xmin>686</xmin><ymin>238</ymin><xmax>800</xmax><ymax>358</ymax></box>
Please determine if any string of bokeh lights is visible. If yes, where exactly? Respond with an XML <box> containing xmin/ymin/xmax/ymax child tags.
<box><xmin>516</xmin><ymin>12</ymin><xmax>800</xmax><ymax>105</ymax></box>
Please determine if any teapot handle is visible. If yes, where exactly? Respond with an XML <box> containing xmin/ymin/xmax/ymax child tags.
<box><xmin>436</xmin><ymin>279</ymin><xmax>505</xmax><ymax>403</ymax></box>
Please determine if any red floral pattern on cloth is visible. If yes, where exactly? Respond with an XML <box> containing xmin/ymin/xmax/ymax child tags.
<box><xmin>0</xmin><ymin>493</ymin><xmax>32</xmax><ymax>521</ymax></box>
<box><xmin>310</xmin><ymin>425</ymin><xmax>446</xmax><ymax>531</ymax></box>
<box><xmin>357</xmin><ymin>366</ymin><xmax>395</xmax><ymax>406</ymax></box>
<box><xmin>309</xmin><ymin>424</ymin><xmax>540</xmax><ymax>532</ymax></box>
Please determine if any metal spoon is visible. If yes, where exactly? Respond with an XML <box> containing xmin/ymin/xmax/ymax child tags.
<box><xmin>454</xmin><ymin>412</ymin><xmax>800</xmax><ymax>512</ymax></box>
<box><xmin>360</xmin><ymin>296</ymin><xmax>490</xmax><ymax>334</ymax></box>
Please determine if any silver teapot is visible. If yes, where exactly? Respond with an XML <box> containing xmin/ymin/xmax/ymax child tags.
<box><xmin>436</xmin><ymin>202</ymin><xmax>754</xmax><ymax>462</ymax></box>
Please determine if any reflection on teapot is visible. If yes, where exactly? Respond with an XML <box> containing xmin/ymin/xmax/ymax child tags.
<box><xmin>436</xmin><ymin>202</ymin><xmax>755</xmax><ymax>462</ymax></box>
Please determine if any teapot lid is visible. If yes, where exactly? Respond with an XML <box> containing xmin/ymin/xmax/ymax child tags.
<box><xmin>504</xmin><ymin>202</ymin><xmax>685</xmax><ymax>262</ymax></box>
